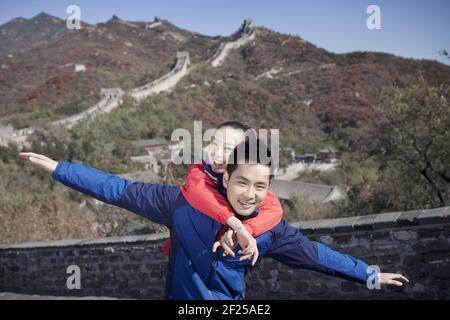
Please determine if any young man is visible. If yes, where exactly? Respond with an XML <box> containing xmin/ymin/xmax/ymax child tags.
<box><xmin>19</xmin><ymin>140</ymin><xmax>408</xmax><ymax>300</ymax></box>
<box><xmin>168</xmin><ymin>121</ymin><xmax>283</xmax><ymax>263</ymax></box>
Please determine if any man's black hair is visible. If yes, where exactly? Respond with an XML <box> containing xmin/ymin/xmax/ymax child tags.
<box><xmin>226</xmin><ymin>138</ymin><xmax>274</xmax><ymax>180</ymax></box>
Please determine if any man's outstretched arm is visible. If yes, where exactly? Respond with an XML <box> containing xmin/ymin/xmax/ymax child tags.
<box><xmin>19</xmin><ymin>152</ymin><xmax>179</xmax><ymax>227</ymax></box>
<box><xmin>265</xmin><ymin>220</ymin><xmax>409</xmax><ymax>287</ymax></box>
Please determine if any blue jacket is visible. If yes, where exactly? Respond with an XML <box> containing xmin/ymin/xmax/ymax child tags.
<box><xmin>52</xmin><ymin>161</ymin><xmax>373</xmax><ymax>300</ymax></box>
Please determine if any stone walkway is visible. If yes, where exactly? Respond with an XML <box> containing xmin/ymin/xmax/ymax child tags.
<box><xmin>0</xmin><ymin>292</ymin><xmax>123</xmax><ymax>300</ymax></box>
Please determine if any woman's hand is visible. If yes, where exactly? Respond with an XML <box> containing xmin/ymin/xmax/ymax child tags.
<box><xmin>212</xmin><ymin>227</ymin><xmax>259</xmax><ymax>266</ymax></box>
<box><xmin>213</xmin><ymin>229</ymin><xmax>237</xmax><ymax>257</ymax></box>
<box><xmin>235</xmin><ymin>228</ymin><xmax>259</xmax><ymax>266</ymax></box>
<box><xmin>18</xmin><ymin>152</ymin><xmax>59</xmax><ymax>173</ymax></box>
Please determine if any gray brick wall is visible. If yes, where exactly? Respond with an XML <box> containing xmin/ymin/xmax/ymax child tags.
<box><xmin>1</xmin><ymin>207</ymin><xmax>449</xmax><ymax>299</ymax></box>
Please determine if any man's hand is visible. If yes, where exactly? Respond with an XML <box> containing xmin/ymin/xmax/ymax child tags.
<box><xmin>19</xmin><ymin>152</ymin><xmax>58</xmax><ymax>173</ymax></box>
<box><xmin>378</xmin><ymin>273</ymin><xmax>409</xmax><ymax>286</ymax></box>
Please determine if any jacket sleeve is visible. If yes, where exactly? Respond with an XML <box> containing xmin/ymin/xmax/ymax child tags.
<box><xmin>51</xmin><ymin>161</ymin><xmax>180</xmax><ymax>227</ymax></box>
<box><xmin>264</xmin><ymin>220</ymin><xmax>372</xmax><ymax>284</ymax></box>
<box><xmin>180</xmin><ymin>164</ymin><xmax>282</xmax><ymax>236</ymax></box>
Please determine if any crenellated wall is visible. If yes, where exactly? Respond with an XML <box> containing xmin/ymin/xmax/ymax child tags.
<box><xmin>51</xmin><ymin>88</ymin><xmax>124</xmax><ymax>129</ymax></box>
<box><xmin>1</xmin><ymin>206</ymin><xmax>449</xmax><ymax>299</ymax></box>
<box><xmin>0</xmin><ymin>50</ymin><xmax>190</xmax><ymax>148</ymax></box>
<box><xmin>210</xmin><ymin>19</ymin><xmax>256</xmax><ymax>67</ymax></box>
<box><xmin>128</xmin><ymin>51</ymin><xmax>190</xmax><ymax>102</ymax></box>
<box><xmin>47</xmin><ymin>50</ymin><xmax>190</xmax><ymax>128</ymax></box>
<box><xmin>0</xmin><ymin>19</ymin><xmax>256</xmax><ymax>148</ymax></box>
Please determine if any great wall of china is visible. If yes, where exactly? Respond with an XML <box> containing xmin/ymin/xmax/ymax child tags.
<box><xmin>51</xmin><ymin>88</ymin><xmax>125</xmax><ymax>129</ymax></box>
<box><xmin>209</xmin><ymin>19</ymin><xmax>255</xmax><ymax>67</ymax></box>
<box><xmin>128</xmin><ymin>51</ymin><xmax>190</xmax><ymax>102</ymax></box>
<box><xmin>1</xmin><ymin>206</ymin><xmax>449</xmax><ymax>299</ymax></box>
<box><xmin>0</xmin><ymin>19</ymin><xmax>255</xmax><ymax>149</ymax></box>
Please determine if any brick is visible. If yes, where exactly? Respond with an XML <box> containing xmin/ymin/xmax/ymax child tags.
<box><xmin>404</xmin><ymin>266</ymin><xmax>425</xmax><ymax>278</ymax></box>
<box><xmin>98</xmin><ymin>264</ymin><xmax>109</xmax><ymax>271</ymax></box>
<box><xmin>332</xmin><ymin>234</ymin><xmax>353</xmax><ymax>244</ymax></box>
<box><xmin>353</xmin><ymin>214</ymin><xmax>377</xmax><ymax>231</ymax></box>
<box><xmin>295</xmin><ymin>220</ymin><xmax>318</xmax><ymax>234</ymax></box>
<box><xmin>423</xmin><ymin>251</ymin><xmax>450</xmax><ymax>263</ymax></box>
<box><xmin>403</xmin><ymin>254</ymin><xmax>424</xmax><ymax>265</ymax></box>
<box><xmin>418</xmin><ymin>207</ymin><xmax>449</xmax><ymax>225</ymax></box>
<box><xmin>413</xmin><ymin>239</ymin><xmax>450</xmax><ymax>253</ymax></box>
<box><xmin>333</xmin><ymin>217</ymin><xmax>358</xmax><ymax>233</ymax></box>
<box><xmin>393</xmin><ymin>230</ymin><xmax>418</xmax><ymax>241</ymax></box>
<box><xmin>372</xmin><ymin>211</ymin><xmax>402</xmax><ymax>230</ymax></box>
<box><xmin>424</xmin><ymin>265</ymin><xmax>450</xmax><ymax>280</ymax></box>
<box><xmin>309</xmin><ymin>284</ymin><xmax>326</xmax><ymax>294</ymax></box>
<box><xmin>40</xmin><ymin>251</ymin><xmax>55</xmax><ymax>258</ymax></box>
<box><xmin>376</xmin><ymin>254</ymin><xmax>401</xmax><ymax>265</ymax></box>
<box><xmin>295</xmin><ymin>280</ymin><xmax>309</xmax><ymax>291</ymax></box>
<box><xmin>247</xmin><ymin>282</ymin><xmax>264</xmax><ymax>292</ymax></box>
<box><xmin>438</xmin><ymin>292</ymin><xmax>450</xmax><ymax>300</ymax></box>
<box><xmin>303</xmin><ymin>219</ymin><xmax>337</xmax><ymax>234</ymax></box>
<box><xmin>437</xmin><ymin>280</ymin><xmax>450</xmax><ymax>291</ymax></box>
<box><xmin>370</xmin><ymin>230</ymin><xmax>392</xmax><ymax>241</ymax></box>
<box><xmin>108</xmin><ymin>255</ymin><xmax>121</xmax><ymax>263</ymax></box>
<box><xmin>397</xmin><ymin>210</ymin><xmax>423</xmax><ymax>227</ymax></box>
<box><xmin>443</xmin><ymin>225</ymin><xmax>450</xmax><ymax>237</ymax></box>
<box><xmin>412</xmin><ymin>282</ymin><xmax>425</xmax><ymax>292</ymax></box>
<box><xmin>413</xmin><ymin>292</ymin><xmax>438</xmax><ymax>299</ymax></box>
<box><xmin>341</xmin><ymin>281</ymin><xmax>359</xmax><ymax>292</ymax></box>
<box><xmin>417</xmin><ymin>227</ymin><xmax>444</xmax><ymax>239</ymax></box>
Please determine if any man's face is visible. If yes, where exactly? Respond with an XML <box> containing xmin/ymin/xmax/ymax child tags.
<box><xmin>207</xmin><ymin>127</ymin><xmax>246</xmax><ymax>174</ymax></box>
<box><xmin>223</xmin><ymin>164</ymin><xmax>271</xmax><ymax>216</ymax></box>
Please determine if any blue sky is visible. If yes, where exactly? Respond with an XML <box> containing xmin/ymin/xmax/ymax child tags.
<box><xmin>1</xmin><ymin>0</ymin><xmax>449</xmax><ymax>64</ymax></box>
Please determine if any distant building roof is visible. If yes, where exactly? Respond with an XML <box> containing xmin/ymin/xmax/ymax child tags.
<box><xmin>133</xmin><ymin>138</ymin><xmax>169</xmax><ymax>149</ymax></box>
<box><xmin>0</xmin><ymin>126</ymin><xmax>13</xmax><ymax>135</ymax></box>
<box><xmin>270</xmin><ymin>179</ymin><xmax>347</xmax><ymax>204</ymax></box>
<box><xmin>319</xmin><ymin>146</ymin><xmax>338</xmax><ymax>154</ymax></box>
<box><xmin>297</xmin><ymin>154</ymin><xmax>316</xmax><ymax>158</ymax></box>
<box><xmin>129</xmin><ymin>154</ymin><xmax>157</xmax><ymax>163</ymax></box>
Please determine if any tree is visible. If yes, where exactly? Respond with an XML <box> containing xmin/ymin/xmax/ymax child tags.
<box><xmin>376</xmin><ymin>82</ymin><xmax>450</xmax><ymax>208</ymax></box>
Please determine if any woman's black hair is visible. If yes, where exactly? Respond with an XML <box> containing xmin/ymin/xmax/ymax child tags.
<box><xmin>217</xmin><ymin>120</ymin><xmax>250</xmax><ymax>132</ymax></box>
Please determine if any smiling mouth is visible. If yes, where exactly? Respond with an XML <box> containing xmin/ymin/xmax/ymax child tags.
<box><xmin>212</xmin><ymin>161</ymin><xmax>224</xmax><ymax>168</ymax></box>
<box><xmin>238</xmin><ymin>200</ymin><xmax>255</xmax><ymax>209</ymax></box>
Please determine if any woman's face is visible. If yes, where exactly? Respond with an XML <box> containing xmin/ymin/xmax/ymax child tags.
<box><xmin>207</xmin><ymin>127</ymin><xmax>246</xmax><ymax>174</ymax></box>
